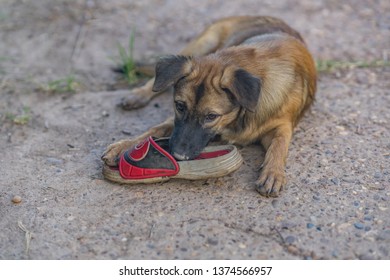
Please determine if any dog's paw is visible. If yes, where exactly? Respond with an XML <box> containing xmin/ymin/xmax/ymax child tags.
<box><xmin>118</xmin><ymin>89</ymin><xmax>151</xmax><ymax>110</ymax></box>
<box><xmin>255</xmin><ymin>168</ymin><xmax>287</xmax><ymax>197</ymax></box>
<box><xmin>101</xmin><ymin>140</ymin><xmax>136</xmax><ymax>166</ymax></box>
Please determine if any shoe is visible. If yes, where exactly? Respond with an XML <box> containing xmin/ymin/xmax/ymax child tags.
<box><xmin>102</xmin><ymin>136</ymin><xmax>243</xmax><ymax>184</ymax></box>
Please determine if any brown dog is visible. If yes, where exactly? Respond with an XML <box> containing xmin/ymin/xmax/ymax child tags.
<box><xmin>102</xmin><ymin>16</ymin><xmax>316</xmax><ymax>197</ymax></box>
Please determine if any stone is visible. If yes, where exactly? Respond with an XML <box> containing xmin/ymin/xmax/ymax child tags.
<box><xmin>354</xmin><ymin>222</ymin><xmax>364</xmax><ymax>230</ymax></box>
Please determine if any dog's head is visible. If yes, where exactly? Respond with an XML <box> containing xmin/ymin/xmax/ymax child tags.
<box><xmin>152</xmin><ymin>55</ymin><xmax>261</xmax><ymax>160</ymax></box>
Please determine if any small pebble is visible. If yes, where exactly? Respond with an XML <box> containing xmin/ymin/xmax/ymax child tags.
<box><xmin>343</xmin><ymin>177</ymin><xmax>355</xmax><ymax>183</ymax></box>
<box><xmin>331</xmin><ymin>178</ymin><xmax>340</xmax><ymax>185</ymax></box>
<box><xmin>281</xmin><ymin>221</ymin><xmax>294</xmax><ymax>229</ymax></box>
<box><xmin>285</xmin><ymin>236</ymin><xmax>295</xmax><ymax>244</ymax></box>
<box><xmin>46</xmin><ymin>157</ymin><xmax>63</xmax><ymax>165</ymax></box>
<box><xmin>207</xmin><ymin>238</ymin><xmax>218</xmax><ymax>246</ymax></box>
<box><xmin>354</xmin><ymin>222</ymin><xmax>364</xmax><ymax>230</ymax></box>
<box><xmin>325</xmin><ymin>149</ymin><xmax>333</xmax><ymax>155</ymax></box>
<box><xmin>102</xmin><ymin>110</ymin><xmax>109</xmax><ymax>117</ymax></box>
<box><xmin>121</xmin><ymin>129</ymin><xmax>132</xmax><ymax>135</ymax></box>
<box><xmin>12</xmin><ymin>195</ymin><xmax>22</xmax><ymax>204</ymax></box>
<box><xmin>307</xmin><ymin>223</ymin><xmax>315</xmax><ymax>229</ymax></box>
<box><xmin>287</xmin><ymin>245</ymin><xmax>300</xmax><ymax>255</ymax></box>
<box><xmin>271</xmin><ymin>199</ymin><xmax>279</xmax><ymax>208</ymax></box>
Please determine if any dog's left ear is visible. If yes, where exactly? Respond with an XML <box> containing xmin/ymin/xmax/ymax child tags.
<box><xmin>221</xmin><ymin>68</ymin><xmax>261</xmax><ymax>112</ymax></box>
<box><xmin>152</xmin><ymin>55</ymin><xmax>191</xmax><ymax>92</ymax></box>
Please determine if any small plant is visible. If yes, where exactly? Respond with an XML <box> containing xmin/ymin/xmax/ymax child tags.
<box><xmin>44</xmin><ymin>75</ymin><xmax>79</xmax><ymax>93</ymax></box>
<box><xmin>6</xmin><ymin>106</ymin><xmax>31</xmax><ymax>125</ymax></box>
<box><xmin>316</xmin><ymin>59</ymin><xmax>390</xmax><ymax>73</ymax></box>
<box><xmin>114</xmin><ymin>30</ymin><xmax>138</xmax><ymax>84</ymax></box>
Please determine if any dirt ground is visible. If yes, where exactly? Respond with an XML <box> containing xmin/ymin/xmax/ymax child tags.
<box><xmin>0</xmin><ymin>0</ymin><xmax>389</xmax><ymax>259</ymax></box>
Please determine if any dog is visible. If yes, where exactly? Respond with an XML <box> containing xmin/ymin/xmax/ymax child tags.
<box><xmin>102</xmin><ymin>16</ymin><xmax>317</xmax><ymax>197</ymax></box>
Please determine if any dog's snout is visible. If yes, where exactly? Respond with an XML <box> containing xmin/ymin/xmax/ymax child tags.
<box><xmin>169</xmin><ymin>116</ymin><xmax>215</xmax><ymax>161</ymax></box>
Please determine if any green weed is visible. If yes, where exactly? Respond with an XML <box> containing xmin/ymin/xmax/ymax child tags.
<box><xmin>6</xmin><ymin>106</ymin><xmax>31</xmax><ymax>125</ymax></box>
<box><xmin>44</xmin><ymin>75</ymin><xmax>79</xmax><ymax>93</ymax></box>
<box><xmin>114</xmin><ymin>30</ymin><xmax>138</xmax><ymax>84</ymax></box>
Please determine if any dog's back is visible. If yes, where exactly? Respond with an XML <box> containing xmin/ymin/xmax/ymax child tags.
<box><xmin>180</xmin><ymin>16</ymin><xmax>305</xmax><ymax>56</ymax></box>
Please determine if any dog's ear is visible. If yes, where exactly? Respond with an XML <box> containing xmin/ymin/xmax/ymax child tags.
<box><xmin>221</xmin><ymin>68</ymin><xmax>261</xmax><ymax>112</ymax></box>
<box><xmin>152</xmin><ymin>55</ymin><xmax>191</xmax><ymax>92</ymax></box>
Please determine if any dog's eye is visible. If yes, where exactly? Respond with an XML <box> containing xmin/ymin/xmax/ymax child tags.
<box><xmin>175</xmin><ymin>101</ymin><xmax>186</xmax><ymax>113</ymax></box>
<box><xmin>205</xmin><ymin>113</ymin><xmax>219</xmax><ymax>123</ymax></box>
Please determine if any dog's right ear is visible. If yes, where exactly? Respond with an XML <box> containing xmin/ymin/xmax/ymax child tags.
<box><xmin>152</xmin><ymin>55</ymin><xmax>191</xmax><ymax>92</ymax></box>
<box><xmin>221</xmin><ymin>68</ymin><xmax>261</xmax><ymax>112</ymax></box>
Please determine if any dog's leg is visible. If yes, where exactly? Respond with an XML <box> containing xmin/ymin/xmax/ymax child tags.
<box><xmin>135</xmin><ymin>61</ymin><xmax>156</xmax><ymax>76</ymax></box>
<box><xmin>179</xmin><ymin>28</ymin><xmax>223</xmax><ymax>56</ymax></box>
<box><xmin>101</xmin><ymin>117</ymin><xmax>174</xmax><ymax>166</ymax></box>
<box><xmin>119</xmin><ymin>78</ymin><xmax>167</xmax><ymax>110</ymax></box>
<box><xmin>256</xmin><ymin>123</ymin><xmax>293</xmax><ymax>197</ymax></box>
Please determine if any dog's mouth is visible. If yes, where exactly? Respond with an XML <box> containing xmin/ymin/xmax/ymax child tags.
<box><xmin>168</xmin><ymin>123</ymin><xmax>215</xmax><ymax>161</ymax></box>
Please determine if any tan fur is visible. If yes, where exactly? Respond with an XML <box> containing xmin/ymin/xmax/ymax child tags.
<box><xmin>102</xmin><ymin>16</ymin><xmax>317</xmax><ymax>197</ymax></box>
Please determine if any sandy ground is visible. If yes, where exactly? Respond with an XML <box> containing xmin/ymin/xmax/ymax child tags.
<box><xmin>0</xmin><ymin>0</ymin><xmax>389</xmax><ymax>259</ymax></box>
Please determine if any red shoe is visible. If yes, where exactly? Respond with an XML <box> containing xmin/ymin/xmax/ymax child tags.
<box><xmin>102</xmin><ymin>136</ymin><xmax>242</xmax><ymax>184</ymax></box>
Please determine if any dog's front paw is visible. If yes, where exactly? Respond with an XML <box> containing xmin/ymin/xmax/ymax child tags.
<box><xmin>101</xmin><ymin>140</ymin><xmax>136</xmax><ymax>166</ymax></box>
<box><xmin>118</xmin><ymin>88</ymin><xmax>152</xmax><ymax>110</ymax></box>
<box><xmin>255</xmin><ymin>168</ymin><xmax>287</xmax><ymax>197</ymax></box>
